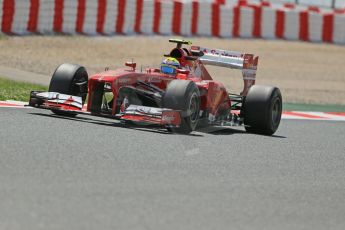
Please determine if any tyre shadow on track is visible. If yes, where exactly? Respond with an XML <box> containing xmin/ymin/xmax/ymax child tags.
<box><xmin>208</xmin><ymin>128</ymin><xmax>286</xmax><ymax>138</ymax></box>
<box><xmin>29</xmin><ymin>112</ymin><xmax>286</xmax><ymax>138</ymax></box>
<box><xmin>196</xmin><ymin>125</ymin><xmax>286</xmax><ymax>138</ymax></box>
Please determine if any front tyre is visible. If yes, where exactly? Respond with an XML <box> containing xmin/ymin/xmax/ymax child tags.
<box><xmin>243</xmin><ymin>85</ymin><xmax>282</xmax><ymax>135</ymax></box>
<box><xmin>162</xmin><ymin>80</ymin><xmax>200</xmax><ymax>134</ymax></box>
<box><xmin>49</xmin><ymin>63</ymin><xmax>88</xmax><ymax>117</ymax></box>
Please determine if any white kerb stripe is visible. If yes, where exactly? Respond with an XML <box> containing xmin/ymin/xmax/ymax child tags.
<box><xmin>284</xmin><ymin>10</ymin><xmax>299</xmax><ymax>40</ymax></box>
<box><xmin>197</xmin><ymin>1</ymin><xmax>212</xmax><ymax>36</ymax></box>
<box><xmin>83</xmin><ymin>0</ymin><xmax>98</xmax><ymax>34</ymax></box>
<box><xmin>282</xmin><ymin>112</ymin><xmax>345</xmax><ymax>121</ymax></box>
<box><xmin>123</xmin><ymin>0</ymin><xmax>136</xmax><ymax>34</ymax></box>
<box><xmin>308</xmin><ymin>12</ymin><xmax>322</xmax><ymax>42</ymax></box>
<box><xmin>333</xmin><ymin>14</ymin><xmax>345</xmax><ymax>44</ymax></box>
<box><xmin>12</xmin><ymin>0</ymin><xmax>30</xmax><ymax>34</ymax></box>
<box><xmin>104</xmin><ymin>0</ymin><xmax>118</xmax><ymax>35</ymax></box>
<box><xmin>239</xmin><ymin>6</ymin><xmax>254</xmax><ymax>38</ymax></box>
<box><xmin>159</xmin><ymin>1</ymin><xmax>173</xmax><ymax>35</ymax></box>
<box><xmin>62</xmin><ymin>0</ymin><xmax>78</xmax><ymax>34</ymax></box>
<box><xmin>141</xmin><ymin>0</ymin><xmax>154</xmax><ymax>34</ymax></box>
<box><xmin>281</xmin><ymin>114</ymin><xmax>307</xmax><ymax>120</ymax></box>
<box><xmin>180</xmin><ymin>1</ymin><xmax>192</xmax><ymax>36</ymax></box>
<box><xmin>219</xmin><ymin>4</ymin><xmax>233</xmax><ymax>38</ymax></box>
<box><xmin>309</xmin><ymin>112</ymin><xmax>345</xmax><ymax>121</ymax></box>
<box><xmin>37</xmin><ymin>0</ymin><xmax>55</xmax><ymax>34</ymax></box>
<box><xmin>5</xmin><ymin>100</ymin><xmax>28</xmax><ymax>106</ymax></box>
<box><xmin>261</xmin><ymin>7</ymin><xmax>276</xmax><ymax>39</ymax></box>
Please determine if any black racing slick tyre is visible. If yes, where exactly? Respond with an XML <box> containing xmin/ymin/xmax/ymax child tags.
<box><xmin>243</xmin><ymin>85</ymin><xmax>282</xmax><ymax>135</ymax></box>
<box><xmin>49</xmin><ymin>63</ymin><xmax>88</xmax><ymax>117</ymax></box>
<box><xmin>162</xmin><ymin>80</ymin><xmax>200</xmax><ymax>134</ymax></box>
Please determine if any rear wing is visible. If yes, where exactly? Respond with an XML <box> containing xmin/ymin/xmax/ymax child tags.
<box><xmin>191</xmin><ymin>46</ymin><xmax>259</xmax><ymax>95</ymax></box>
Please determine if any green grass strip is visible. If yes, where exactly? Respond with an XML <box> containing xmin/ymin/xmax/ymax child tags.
<box><xmin>0</xmin><ymin>77</ymin><xmax>47</xmax><ymax>102</ymax></box>
<box><xmin>284</xmin><ymin>103</ymin><xmax>345</xmax><ymax>112</ymax></box>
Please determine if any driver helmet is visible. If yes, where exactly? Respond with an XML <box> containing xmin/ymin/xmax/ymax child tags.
<box><xmin>161</xmin><ymin>57</ymin><xmax>180</xmax><ymax>75</ymax></box>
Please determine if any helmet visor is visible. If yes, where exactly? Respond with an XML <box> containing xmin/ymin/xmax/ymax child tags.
<box><xmin>161</xmin><ymin>65</ymin><xmax>177</xmax><ymax>74</ymax></box>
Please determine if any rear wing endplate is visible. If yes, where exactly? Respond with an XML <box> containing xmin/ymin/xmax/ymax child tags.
<box><xmin>191</xmin><ymin>46</ymin><xmax>259</xmax><ymax>95</ymax></box>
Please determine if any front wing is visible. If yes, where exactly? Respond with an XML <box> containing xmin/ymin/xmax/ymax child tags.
<box><xmin>29</xmin><ymin>91</ymin><xmax>182</xmax><ymax>127</ymax></box>
<box><xmin>120</xmin><ymin>105</ymin><xmax>182</xmax><ymax>126</ymax></box>
<box><xmin>29</xmin><ymin>91</ymin><xmax>83</xmax><ymax>111</ymax></box>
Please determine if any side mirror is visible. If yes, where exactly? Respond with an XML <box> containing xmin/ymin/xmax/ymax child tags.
<box><xmin>176</xmin><ymin>69</ymin><xmax>190</xmax><ymax>79</ymax></box>
<box><xmin>125</xmin><ymin>61</ymin><xmax>136</xmax><ymax>70</ymax></box>
<box><xmin>176</xmin><ymin>69</ymin><xmax>190</xmax><ymax>75</ymax></box>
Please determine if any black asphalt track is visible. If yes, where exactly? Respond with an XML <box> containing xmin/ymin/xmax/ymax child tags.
<box><xmin>1</xmin><ymin>107</ymin><xmax>345</xmax><ymax>230</ymax></box>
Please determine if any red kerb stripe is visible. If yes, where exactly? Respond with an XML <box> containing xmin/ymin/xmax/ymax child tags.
<box><xmin>283</xmin><ymin>111</ymin><xmax>327</xmax><ymax>119</ymax></box>
<box><xmin>191</xmin><ymin>0</ymin><xmax>198</xmax><ymax>35</ymax></box>
<box><xmin>27</xmin><ymin>0</ymin><xmax>40</xmax><ymax>32</ymax></box>
<box><xmin>233</xmin><ymin>6</ymin><xmax>240</xmax><ymax>37</ymax></box>
<box><xmin>0</xmin><ymin>102</ymin><xmax>21</xmax><ymax>107</ymax></box>
<box><xmin>325</xmin><ymin>112</ymin><xmax>345</xmax><ymax>116</ymax></box>
<box><xmin>134</xmin><ymin>0</ymin><xmax>143</xmax><ymax>33</ymax></box>
<box><xmin>153</xmin><ymin>0</ymin><xmax>161</xmax><ymax>33</ymax></box>
<box><xmin>172</xmin><ymin>1</ymin><xmax>182</xmax><ymax>35</ymax></box>
<box><xmin>116</xmin><ymin>0</ymin><xmax>126</xmax><ymax>33</ymax></box>
<box><xmin>211</xmin><ymin>3</ymin><xmax>220</xmax><ymax>37</ymax></box>
<box><xmin>53</xmin><ymin>0</ymin><xmax>64</xmax><ymax>32</ymax></box>
<box><xmin>2</xmin><ymin>0</ymin><xmax>15</xmax><ymax>33</ymax></box>
<box><xmin>96</xmin><ymin>0</ymin><xmax>107</xmax><ymax>34</ymax></box>
<box><xmin>299</xmin><ymin>11</ymin><xmax>309</xmax><ymax>41</ymax></box>
<box><xmin>322</xmin><ymin>13</ymin><xmax>334</xmax><ymax>43</ymax></box>
<box><xmin>275</xmin><ymin>9</ymin><xmax>285</xmax><ymax>38</ymax></box>
<box><xmin>76</xmin><ymin>0</ymin><xmax>86</xmax><ymax>33</ymax></box>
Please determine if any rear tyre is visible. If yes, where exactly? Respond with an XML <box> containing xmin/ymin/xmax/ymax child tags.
<box><xmin>49</xmin><ymin>63</ymin><xmax>88</xmax><ymax>117</ymax></box>
<box><xmin>243</xmin><ymin>85</ymin><xmax>282</xmax><ymax>135</ymax></box>
<box><xmin>162</xmin><ymin>80</ymin><xmax>200</xmax><ymax>134</ymax></box>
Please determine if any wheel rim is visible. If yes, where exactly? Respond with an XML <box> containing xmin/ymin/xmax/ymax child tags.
<box><xmin>271</xmin><ymin>97</ymin><xmax>281</xmax><ymax>126</ymax></box>
<box><xmin>188</xmin><ymin>92</ymin><xmax>199</xmax><ymax>123</ymax></box>
<box><xmin>72</xmin><ymin>72</ymin><xmax>88</xmax><ymax>102</ymax></box>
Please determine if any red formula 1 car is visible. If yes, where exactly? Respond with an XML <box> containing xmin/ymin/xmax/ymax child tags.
<box><xmin>29</xmin><ymin>39</ymin><xmax>282</xmax><ymax>135</ymax></box>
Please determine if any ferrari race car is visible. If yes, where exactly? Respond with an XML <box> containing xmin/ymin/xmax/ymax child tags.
<box><xmin>29</xmin><ymin>39</ymin><xmax>282</xmax><ymax>135</ymax></box>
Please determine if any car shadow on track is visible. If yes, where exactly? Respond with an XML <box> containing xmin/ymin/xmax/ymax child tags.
<box><xmin>29</xmin><ymin>112</ymin><xmax>204</xmax><ymax>136</ymax></box>
<box><xmin>29</xmin><ymin>112</ymin><xmax>173</xmax><ymax>134</ymax></box>
<box><xmin>29</xmin><ymin>112</ymin><xmax>286</xmax><ymax>138</ymax></box>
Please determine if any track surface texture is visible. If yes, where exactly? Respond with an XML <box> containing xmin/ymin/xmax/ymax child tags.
<box><xmin>1</xmin><ymin>36</ymin><xmax>345</xmax><ymax>105</ymax></box>
<box><xmin>1</xmin><ymin>107</ymin><xmax>345</xmax><ymax>230</ymax></box>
